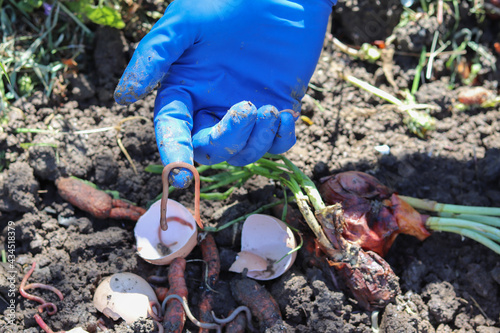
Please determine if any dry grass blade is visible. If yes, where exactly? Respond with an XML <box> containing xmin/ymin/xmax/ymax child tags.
<box><xmin>115</xmin><ymin>116</ymin><xmax>149</xmax><ymax>175</ymax></box>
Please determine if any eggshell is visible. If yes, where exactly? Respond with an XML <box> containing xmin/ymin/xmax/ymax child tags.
<box><xmin>229</xmin><ymin>250</ymin><xmax>268</xmax><ymax>273</ymax></box>
<box><xmin>66</xmin><ymin>328</ymin><xmax>89</xmax><ymax>333</ymax></box>
<box><xmin>229</xmin><ymin>214</ymin><xmax>297</xmax><ymax>280</ymax></box>
<box><xmin>93</xmin><ymin>272</ymin><xmax>159</xmax><ymax>324</ymax></box>
<box><xmin>134</xmin><ymin>199</ymin><xmax>197</xmax><ymax>265</ymax></box>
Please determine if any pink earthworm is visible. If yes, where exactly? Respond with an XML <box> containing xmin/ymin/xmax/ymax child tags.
<box><xmin>20</xmin><ymin>263</ymin><xmax>64</xmax><ymax>314</ymax></box>
<box><xmin>280</xmin><ymin>108</ymin><xmax>300</xmax><ymax>118</ymax></box>
<box><xmin>160</xmin><ymin>162</ymin><xmax>202</xmax><ymax>231</ymax></box>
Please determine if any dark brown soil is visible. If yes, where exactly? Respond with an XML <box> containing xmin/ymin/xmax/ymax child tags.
<box><xmin>1</xmin><ymin>1</ymin><xmax>500</xmax><ymax>332</ymax></box>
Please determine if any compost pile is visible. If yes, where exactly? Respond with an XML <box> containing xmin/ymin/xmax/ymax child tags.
<box><xmin>1</xmin><ymin>0</ymin><xmax>500</xmax><ymax>332</ymax></box>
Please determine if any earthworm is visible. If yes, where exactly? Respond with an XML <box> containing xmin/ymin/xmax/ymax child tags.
<box><xmin>148</xmin><ymin>300</ymin><xmax>163</xmax><ymax>321</ymax></box>
<box><xmin>20</xmin><ymin>262</ymin><xmax>63</xmax><ymax>315</ymax></box>
<box><xmin>157</xmin><ymin>216</ymin><xmax>194</xmax><ymax>255</ymax></box>
<box><xmin>165</xmin><ymin>216</ymin><xmax>195</xmax><ymax>229</ymax></box>
<box><xmin>96</xmin><ymin>318</ymin><xmax>108</xmax><ymax>331</ymax></box>
<box><xmin>37</xmin><ymin>302</ymin><xmax>58</xmax><ymax>316</ymax></box>
<box><xmin>24</xmin><ymin>283</ymin><xmax>64</xmax><ymax>301</ymax></box>
<box><xmin>211</xmin><ymin>306</ymin><xmax>256</xmax><ymax>332</ymax></box>
<box><xmin>34</xmin><ymin>313</ymin><xmax>61</xmax><ymax>333</ymax></box>
<box><xmin>161</xmin><ymin>162</ymin><xmax>202</xmax><ymax>231</ymax></box>
<box><xmin>280</xmin><ymin>108</ymin><xmax>300</xmax><ymax>118</ymax></box>
<box><xmin>154</xmin><ymin>320</ymin><xmax>164</xmax><ymax>333</ymax></box>
<box><xmin>148</xmin><ymin>275</ymin><xmax>169</xmax><ymax>284</ymax></box>
<box><xmin>161</xmin><ymin>294</ymin><xmax>222</xmax><ymax>333</ymax></box>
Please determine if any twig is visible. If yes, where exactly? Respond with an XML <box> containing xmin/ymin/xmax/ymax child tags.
<box><xmin>115</xmin><ymin>116</ymin><xmax>149</xmax><ymax>175</ymax></box>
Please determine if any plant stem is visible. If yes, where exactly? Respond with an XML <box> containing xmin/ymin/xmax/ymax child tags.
<box><xmin>426</xmin><ymin>217</ymin><xmax>500</xmax><ymax>243</ymax></box>
<box><xmin>399</xmin><ymin>195</ymin><xmax>500</xmax><ymax>216</ymax></box>
<box><xmin>342</xmin><ymin>74</ymin><xmax>404</xmax><ymax>106</ymax></box>
<box><xmin>431</xmin><ymin>226</ymin><xmax>500</xmax><ymax>255</ymax></box>
<box><xmin>412</xmin><ymin>46</ymin><xmax>427</xmax><ymax>95</ymax></box>
<box><xmin>438</xmin><ymin>212</ymin><xmax>500</xmax><ymax>228</ymax></box>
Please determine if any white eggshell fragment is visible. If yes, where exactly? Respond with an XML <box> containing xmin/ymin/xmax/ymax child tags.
<box><xmin>65</xmin><ymin>328</ymin><xmax>89</xmax><ymax>333</ymax></box>
<box><xmin>230</xmin><ymin>250</ymin><xmax>268</xmax><ymax>273</ymax></box>
<box><xmin>93</xmin><ymin>272</ymin><xmax>159</xmax><ymax>324</ymax></box>
<box><xmin>135</xmin><ymin>199</ymin><xmax>197</xmax><ymax>265</ymax></box>
<box><xmin>229</xmin><ymin>214</ymin><xmax>297</xmax><ymax>280</ymax></box>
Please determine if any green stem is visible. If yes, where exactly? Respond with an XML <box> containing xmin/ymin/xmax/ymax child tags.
<box><xmin>16</xmin><ymin>128</ymin><xmax>58</xmax><ymax>134</ymax></box>
<box><xmin>265</xmin><ymin>154</ymin><xmax>326</xmax><ymax>211</ymax></box>
<box><xmin>199</xmin><ymin>187</ymin><xmax>235</xmax><ymax>200</ymax></box>
<box><xmin>399</xmin><ymin>195</ymin><xmax>500</xmax><ymax>216</ymax></box>
<box><xmin>426</xmin><ymin>217</ymin><xmax>500</xmax><ymax>243</ymax></box>
<box><xmin>412</xmin><ymin>46</ymin><xmax>427</xmax><ymax>95</ymax></box>
<box><xmin>200</xmin><ymin>170</ymin><xmax>251</xmax><ymax>192</ymax></box>
<box><xmin>277</xmin><ymin>174</ymin><xmax>335</xmax><ymax>255</ymax></box>
<box><xmin>438</xmin><ymin>212</ymin><xmax>500</xmax><ymax>228</ymax></box>
<box><xmin>432</xmin><ymin>227</ymin><xmax>500</xmax><ymax>255</ymax></box>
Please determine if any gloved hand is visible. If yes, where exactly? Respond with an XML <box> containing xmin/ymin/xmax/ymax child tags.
<box><xmin>115</xmin><ymin>0</ymin><xmax>336</xmax><ymax>188</ymax></box>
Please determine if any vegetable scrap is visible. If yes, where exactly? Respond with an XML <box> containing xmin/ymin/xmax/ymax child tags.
<box><xmin>230</xmin><ymin>277</ymin><xmax>285</xmax><ymax>331</ymax></box>
<box><xmin>242</xmin><ymin>155</ymin><xmax>401</xmax><ymax>310</ymax></box>
<box><xmin>198</xmin><ymin>233</ymin><xmax>221</xmax><ymax>333</ymax></box>
<box><xmin>163</xmin><ymin>257</ymin><xmax>189</xmax><ymax>333</ymax></box>
<box><xmin>457</xmin><ymin>86</ymin><xmax>494</xmax><ymax>105</ymax></box>
<box><xmin>319</xmin><ymin>171</ymin><xmax>500</xmax><ymax>256</ymax></box>
<box><xmin>319</xmin><ymin>171</ymin><xmax>430</xmax><ymax>256</ymax></box>
<box><xmin>56</xmin><ymin>177</ymin><xmax>146</xmax><ymax>221</ymax></box>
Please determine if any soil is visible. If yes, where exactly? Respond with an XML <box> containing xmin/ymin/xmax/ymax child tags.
<box><xmin>1</xmin><ymin>1</ymin><xmax>500</xmax><ymax>332</ymax></box>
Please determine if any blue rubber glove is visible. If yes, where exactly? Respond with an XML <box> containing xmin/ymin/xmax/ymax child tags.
<box><xmin>115</xmin><ymin>0</ymin><xmax>335</xmax><ymax>188</ymax></box>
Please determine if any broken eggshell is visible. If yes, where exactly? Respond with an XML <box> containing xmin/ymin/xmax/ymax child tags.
<box><xmin>93</xmin><ymin>272</ymin><xmax>159</xmax><ymax>324</ymax></box>
<box><xmin>229</xmin><ymin>214</ymin><xmax>297</xmax><ymax>280</ymax></box>
<box><xmin>134</xmin><ymin>199</ymin><xmax>197</xmax><ymax>265</ymax></box>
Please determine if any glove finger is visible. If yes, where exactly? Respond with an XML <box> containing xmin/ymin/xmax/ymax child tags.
<box><xmin>268</xmin><ymin>111</ymin><xmax>297</xmax><ymax>154</ymax></box>
<box><xmin>193</xmin><ymin>101</ymin><xmax>257</xmax><ymax>165</ymax></box>
<box><xmin>155</xmin><ymin>99</ymin><xmax>194</xmax><ymax>189</ymax></box>
<box><xmin>227</xmin><ymin>105</ymin><xmax>280</xmax><ymax>166</ymax></box>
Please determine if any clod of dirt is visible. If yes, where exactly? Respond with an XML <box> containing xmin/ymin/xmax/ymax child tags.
<box><xmin>68</xmin><ymin>74</ymin><xmax>97</xmax><ymax>101</ymax></box>
<box><xmin>93</xmin><ymin>272</ymin><xmax>159</xmax><ymax>324</ymax></box>
<box><xmin>28</xmin><ymin>145</ymin><xmax>60</xmax><ymax>181</ymax></box>
<box><xmin>423</xmin><ymin>281</ymin><xmax>461</xmax><ymax>324</ymax></box>
<box><xmin>0</xmin><ymin>161</ymin><xmax>39</xmax><ymax>212</ymax></box>
<box><xmin>93</xmin><ymin>152</ymin><xmax>119</xmax><ymax>186</ymax></box>
<box><xmin>393</xmin><ymin>16</ymin><xmax>440</xmax><ymax>53</ymax></box>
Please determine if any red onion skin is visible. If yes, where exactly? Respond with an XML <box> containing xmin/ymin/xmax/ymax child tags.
<box><xmin>320</xmin><ymin>171</ymin><xmax>430</xmax><ymax>256</ymax></box>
